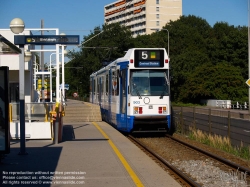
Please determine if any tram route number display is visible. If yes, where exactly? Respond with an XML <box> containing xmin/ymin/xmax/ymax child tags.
<box><xmin>134</xmin><ymin>49</ymin><xmax>165</xmax><ymax>67</ymax></box>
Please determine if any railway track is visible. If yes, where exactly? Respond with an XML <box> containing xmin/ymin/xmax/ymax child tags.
<box><xmin>167</xmin><ymin>135</ymin><xmax>250</xmax><ymax>174</ymax></box>
<box><xmin>128</xmin><ymin>134</ymin><xmax>250</xmax><ymax>187</ymax></box>
<box><xmin>128</xmin><ymin>135</ymin><xmax>202</xmax><ymax>187</ymax></box>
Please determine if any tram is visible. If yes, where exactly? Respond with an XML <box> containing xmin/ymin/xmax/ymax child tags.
<box><xmin>90</xmin><ymin>48</ymin><xmax>171</xmax><ymax>133</ymax></box>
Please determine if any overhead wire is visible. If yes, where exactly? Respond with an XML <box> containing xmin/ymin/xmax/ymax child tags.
<box><xmin>100</xmin><ymin>0</ymin><xmax>138</xmax><ymax>61</ymax></box>
<box><xmin>67</xmin><ymin>1</ymin><xmax>148</xmax><ymax>63</ymax></box>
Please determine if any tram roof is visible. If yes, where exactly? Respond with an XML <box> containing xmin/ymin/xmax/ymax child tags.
<box><xmin>90</xmin><ymin>48</ymin><xmax>167</xmax><ymax>77</ymax></box>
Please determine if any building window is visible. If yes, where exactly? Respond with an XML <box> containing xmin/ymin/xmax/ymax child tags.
<box><xmin>156</xmin><ymin>21</ymin><xmax>159</xmax><ymax>26</ymax></box>
<box><xmin>156</xmin><ymin>0</ymin><xmax>159</xmax><ymax>4</ymax></box>
<box><xmin>156</xmin><ymin>14</ymin><xmax>159</xmax><ymax>19</ymax></box>
<box><xmin>156</xmin><ymin>7</ymin><xmax>159</xmax><ymax>12</ymax></box>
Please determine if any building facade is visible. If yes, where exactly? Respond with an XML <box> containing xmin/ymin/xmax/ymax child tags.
<box><xmin>104</xmin><ymin>0</ymin><xmax>182</xmax><ymax>37</ymax></box>
<box><xmin>0</xmin><ymin>29</ymin><xmax>60</xmax><ymax>104</ymax></box>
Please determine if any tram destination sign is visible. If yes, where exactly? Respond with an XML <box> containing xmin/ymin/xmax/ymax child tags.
<box><xmin>14</xmin><ymin>35</ymin><xmax>80</xmax><ymax>45</ymax></box>
<box><xmin>134</xmin><ymin>49</ymin><xmax>164</xmax><ymax>67</ymax></box>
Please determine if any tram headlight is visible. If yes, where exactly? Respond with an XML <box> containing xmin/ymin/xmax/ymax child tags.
<box><xmin>134</xmin><ymin>107</ymin><xmax>138</xmax><ymax>114</ymax></box>
<box><xmin>163</xmin><ymin>107</ymin><xmax>167</xmax><ymax>114</ymax></box>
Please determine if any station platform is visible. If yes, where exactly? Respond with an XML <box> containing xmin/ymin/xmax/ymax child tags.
<box><xmin>0</xmin><ymin>100</ymin><xmax>181</xmax><ymax>186</ymax></box>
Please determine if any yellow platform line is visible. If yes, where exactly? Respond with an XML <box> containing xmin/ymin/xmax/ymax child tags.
<box><xmin>85</xmin><ymin>102</ymin><xmax>92</xmax><ymax>106</ymax></box>
<box><xmin>92</xmin><ymin>122</ymin><xmax>144</xmax><ymax>187</ymax></box>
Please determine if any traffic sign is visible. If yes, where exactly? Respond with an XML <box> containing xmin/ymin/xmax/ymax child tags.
<box><xmin>14</xmin><ymin>35</ymin><xmax>79</xmax><ymax>45</ymax></box>
<box><xmin>73</xmin><ymin>92</ymin><xmax>78</xmax><ymax>98</ymax></box>
<box><xmin>246</xmin><ymin>78</ymin><xmax>250</xmax><ymax>87</ymax></box>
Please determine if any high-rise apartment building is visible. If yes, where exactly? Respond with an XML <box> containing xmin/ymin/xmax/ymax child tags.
<box><xmin>104</xmin><ymin>0</ymin><xmax>182</xmax><ymax>37</ymax></box>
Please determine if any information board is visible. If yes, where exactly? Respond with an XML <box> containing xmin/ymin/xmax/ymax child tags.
<box><xmin>14</xmin><ymin>35</ymin><xmax>80</xmax><ymax>45</ymax></box>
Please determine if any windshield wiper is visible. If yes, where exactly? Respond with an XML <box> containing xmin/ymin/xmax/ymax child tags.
<box><xmin>160</xmin><ymin>86</ymin><xmax>166</xmax><ymax>99</ymax></box>
<box><xmin>165</xmin><ymin>73</ymin><xmax>170</xmax><ymax>86</ymax></box>
<box><xmin>160</xmin><ymin>73</ymin><xmax>170</xmax><ymax>99</ymax></box>
<box><xmin>133</xmin><ymin>83</ymin><xmax>142</xmax><ymax>99</ymax></box>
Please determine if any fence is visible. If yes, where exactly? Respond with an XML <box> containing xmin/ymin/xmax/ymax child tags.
<box><xmin>172</xmin><ymin>106</ymin><xmax>250</xmax><ymax>147</ymax></box>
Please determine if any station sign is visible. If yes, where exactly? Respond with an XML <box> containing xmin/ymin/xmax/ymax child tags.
<box><xmin>14</xmin><ymin>35</ymin><xmax>80</xmax><ymax>45</ymax></box>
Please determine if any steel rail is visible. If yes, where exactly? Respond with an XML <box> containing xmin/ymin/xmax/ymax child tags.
<box><xmin>128</xmin><ymin>135</ymin><xmax>202</xmax><ymax>187</ymax></box>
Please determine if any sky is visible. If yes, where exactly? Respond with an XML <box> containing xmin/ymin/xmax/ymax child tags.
<box><xmin>0</xmin><ymin>0</ymin><xmax>248</xmax><ymax>63</ymax></box>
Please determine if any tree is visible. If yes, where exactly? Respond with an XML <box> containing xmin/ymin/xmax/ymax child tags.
<box><xmin>166</xmin><ymin>15</ymin><xmax>212</xmax><ymax>101</ymax></box>
<box><xmin>210</xmin><ymin>22</ymin><xmax>248</xmax><ymax>78</ymax></box>
<box><xmin>65</xmin><ymin>15</ymin><xmax>248</xmax><ymax>103</ymax></box>
<box><xmin>179</xmin><ymin>62</ymin><xmax>247</xmax><ymax>103</ymax></box>
<box><xmin>66</xmin><ymin>23</ymin><xmax>134</xmax><ymax>97</ymax></box>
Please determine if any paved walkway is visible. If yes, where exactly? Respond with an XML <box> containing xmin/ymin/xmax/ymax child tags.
<box><xmin>1</xmin><ymin>119</ymin><xmax>180</xmax><ymax>187</ymax></box>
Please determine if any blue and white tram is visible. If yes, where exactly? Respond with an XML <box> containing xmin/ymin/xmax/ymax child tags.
<box><xmin>90</xmin><ymin>48</ymin><xmax>171</xmax><ymax>133</ymax></box>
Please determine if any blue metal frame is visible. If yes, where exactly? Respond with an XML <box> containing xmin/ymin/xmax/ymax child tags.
<box><xmin>116</xmin><ymin>61</ymin><xmax>129</xmax><ymax>131</ymax></box>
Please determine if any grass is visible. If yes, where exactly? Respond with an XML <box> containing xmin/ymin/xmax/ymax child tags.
<box><xmin>188</xmin><ymin>127</ymin><xmax>250</xmax><ymax>161</ymax></box>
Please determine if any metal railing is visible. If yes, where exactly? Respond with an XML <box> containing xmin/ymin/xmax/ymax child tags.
<box><xmin>230</xmin><ymin>102</ymin><xmax>249</xmax><ymax>110</ymax></box>
<box><xmin>205</xmin><ymin>101</ymin><xmax>249</xmax><ymax>110</ymax></box>
<box><xmin>9</xmin><ymin>102</ymin><xmax>55</xmax><ymax>122</ymax></box>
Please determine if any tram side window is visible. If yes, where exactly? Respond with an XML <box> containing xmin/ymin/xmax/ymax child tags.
<box><xmin>112</xmin><ymin>71</ymin><xmax>119</xmax><ymax>96</ymax></box>
<box><xmin>93</xmin><ymin>79</ymin><xmax>96</xmax><ymax>94</ymax></box>
<box><xmin>90</xmin><ymin>80</ymin><xmax>92</xmax><ymax>94</ymax></box>
<box><xmin>97</xmin><ymin>78</ymin><xmax>100</xmax><ymax>94</ymax></box>
<box><xmin>121</xmin><ymin>69</ymin><xmax>126</xmax><ymax>114</ymax></box>
<box><xmin>116</xmin><ymin>70</ymin><xmax>119</xmax><ymax>96</ymax></box>
<box><xmin>112</xmin><ymin>72</ymin><xmax>115</xmax><ymax>96</ymax></box>
<box><xmin>106</xmin><ymin>74</ymin><xmax>109</xmax><ymax>94</ymax></box>
<box><xmin>103</xmin><ymin>77</ymin><xmax>105</xmax><ymax>94</ymax></box>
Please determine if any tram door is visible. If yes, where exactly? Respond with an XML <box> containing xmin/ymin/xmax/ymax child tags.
<box><xmin>119</xmin><ymin>68</ymin><xmax>127</xmax><ymax>130</ymax></box>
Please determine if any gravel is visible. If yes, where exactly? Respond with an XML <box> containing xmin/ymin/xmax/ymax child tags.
<box><xmin>172</xmin><ymin>159</ymin><xmax>248</xmax><ymax>187</ymax></box>
<box><xmin>137</xmin><ymin>134</ymin><xmax>250</xmax><ymax>187</ymax></box>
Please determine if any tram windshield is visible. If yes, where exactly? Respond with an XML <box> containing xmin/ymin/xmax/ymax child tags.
<box><xmin>130</xmin><ymin>69</ymin><xmax>169</xmax><ymax>97</ymax></box>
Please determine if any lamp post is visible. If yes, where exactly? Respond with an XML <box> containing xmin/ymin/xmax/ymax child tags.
<box><xmin>151</xmin><ymin>28</ymin><xmax>170</xmax><ymax>59</ymax></box>
<box><xmin>10</xmin><ymin>18</ymin><xmax>32</xmax><ymax>155</ymax></box>
<box><xmin>163</xmin><ymin>29</ymin><xmax>169</xmax><ymax>59</ymax></box>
